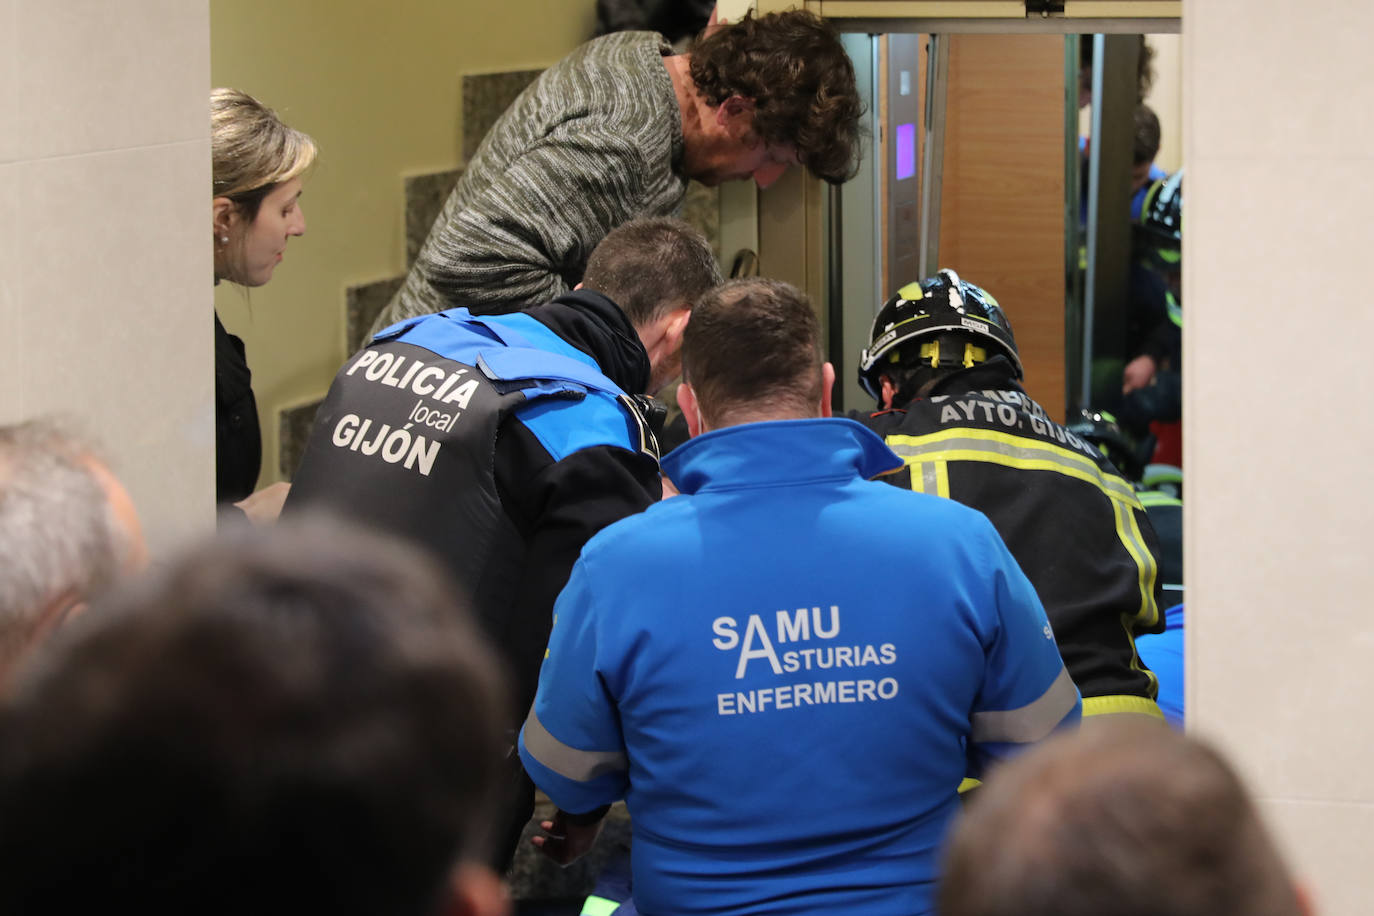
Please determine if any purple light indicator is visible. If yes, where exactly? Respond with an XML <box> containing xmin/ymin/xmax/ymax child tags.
<box><xmin>895</xmin><ymin>123</ymin><xmax>916</xmax><ymax>181</ymax></box>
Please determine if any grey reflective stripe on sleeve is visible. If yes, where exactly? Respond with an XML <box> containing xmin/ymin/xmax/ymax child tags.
<box><xmin>920</xmin><ymin>461</ymin><xmax>940</xmax><ymax>494</ymax></box>
<box><xmin>522</xmin><ymin>709</ymin><xmax>628</xmax><ymax>782</ymax></box>
<box><xmin>972</xmin><ymin>667</ymin><xmax>1080</xmax><ymax>744</ymax></box>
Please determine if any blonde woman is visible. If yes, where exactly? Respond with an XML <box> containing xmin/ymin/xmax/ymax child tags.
<box><xmin>211</xmin><ymin>88</ymin><xmax>315</xmax><ymax>520</ymax></box>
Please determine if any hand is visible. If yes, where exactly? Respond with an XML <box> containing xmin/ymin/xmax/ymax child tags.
<box><xmin>662</xmin><ymin>476</ymin><xmax>680</xmax><ymax>499</ymax></box>
<box><xmin>233</xmin><ymin>481</ymin><xmax>292</xmax><ymax>525</ymax></box>
<box><xmin>530</xmin><ymin>810</ymin><xmax>603</xmax><ymax>866</ymax></box>
<box><xmin>1122</xmin><ymin>355</ymin><xmax>1158</xmax><ymax>394</ymax></box>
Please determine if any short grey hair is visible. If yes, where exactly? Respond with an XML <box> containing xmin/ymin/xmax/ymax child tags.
<box><xmin>0</xmin><ymin>420</ymin><xmax>127</xmax><ymax>673</ymax></box>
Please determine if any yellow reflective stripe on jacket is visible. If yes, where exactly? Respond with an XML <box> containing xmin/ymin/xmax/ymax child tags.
<box><xmin>1105</xmin><ymin>491</ymin><xmax>1162</xmax><ymax>699</ymax></box>
<box><xmin>885</xmin><ymin>427</ymin><xmax>1142</xmax><ymax>505</ymax></box>
<box><xmin>581</xmin><ymin>896</ymin><xmax>622</xmax><ymax>916</ymax></box>
<box><xmin>1138</xmin><ymin>489</ymin><xmax>1182</xmax><ymax>509</ymax></box>
<box><xmin>906</xmin><ymin>456</ymin><xmax>950</xmax><ymax>498</ymax></box>
<box><xmin>1112</xmin><ymin>485</ymin><xmax>1162</xmax><ymax>630</ymax></box>
<box><xmin>1082</xmin><ymin>694</ymin><xmax>1165</xmax><ymax>720</ymax></box>
<box><xmin>885</xmin><ymin>426</ymin><xmax>1160</xmax><ymax>635</ymax></box>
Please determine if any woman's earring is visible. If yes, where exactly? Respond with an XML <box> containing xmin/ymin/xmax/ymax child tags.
<box><xmin>219</xmin><ymin>235</ymin><xmax>229</xmax><ymax>244</ymax></box>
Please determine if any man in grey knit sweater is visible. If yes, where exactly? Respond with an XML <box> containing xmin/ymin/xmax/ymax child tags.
<box><xmin>373</xmin><ymin>9</ymin><xmax>862</xmax><ymax>332</ymax></box>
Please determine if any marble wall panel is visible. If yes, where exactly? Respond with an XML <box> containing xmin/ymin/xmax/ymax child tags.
<box><xmin>0</xmin><ymin>0</ymin><xmax>15</xmax><ymax>164</ymax></box>
<box><xmin>12</xmin><ymin>0</ymin><xmax>206</xmax><ymax>160</ymax></box>
<box><xmin>345</xmin><ymin>276</ymin><xmax>405</xmax><ymax>356</ymax></box>
<box><xmin>13</xmin><ymin>141</ymin><xmax>213</xmax><ymax>548</ymax></box>
<box><xmin>462</xmin><ymin>69</ymin><xmax>544</xmax><ymax>163</ymax></box>
<box><xmin>0</xmin><ymin>164</ymin><xmax>18</xmax><ymax>421</ymax></box>
<box><xmin>277</xmin><ymin>397</ymin><xmax>323</xmax><ymax>480</ymax></box>
<box><xmin>404</xmin><ymin>168</ymin><xmax>463</xmax><ymax>267</ymax></box>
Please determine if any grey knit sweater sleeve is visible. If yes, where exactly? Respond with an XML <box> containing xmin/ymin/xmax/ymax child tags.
<box><xmin>372</xmin><ymin>32</ymin><xmax>687</xmax><ymax>334</ymax></box>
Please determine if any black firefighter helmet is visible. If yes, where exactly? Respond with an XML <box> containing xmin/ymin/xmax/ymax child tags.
<box><xmin>1136</xmin><ymin>169</ymin><xmax>1183</xmax><ymax>271</ymax></box>
<box><xmin>1066</xmin><ymin>408</ymin><xmax>1147</xmax><ymax>482</ymax></box>
<box><xmin>858</xmin><ymin>268</ymin><xmax>1022</xmax><ymax>402</ymax></box>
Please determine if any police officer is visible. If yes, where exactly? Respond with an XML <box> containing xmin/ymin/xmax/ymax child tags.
<box><xmin>284</xmin><ymin>217</ymin><xmax>722</xmax><ymax>865</ymax></box>
<box><xmin>854</xmin><ymin>269</ymin><xmax>1166</xmax><ymax>723</ymax></box>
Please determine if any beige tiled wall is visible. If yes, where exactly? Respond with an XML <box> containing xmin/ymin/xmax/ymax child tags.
<box><xmin>1186</xmin><ymin>1</ymin><xmax>1374</xmax><ymax>912</ymax></box>
<box><xmin>0</xmin><ymin>0</ymin><xmax>213</xmax><ymax>551</ymax></box>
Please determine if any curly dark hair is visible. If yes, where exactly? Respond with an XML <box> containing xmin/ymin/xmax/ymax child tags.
<box><xmin>689</xmin><ymin>10</ymin><xmax>863</xmax><ymax>184</ymax></box>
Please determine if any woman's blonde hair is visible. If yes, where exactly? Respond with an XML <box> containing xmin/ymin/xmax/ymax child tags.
<box><xmin>211</xmin><ymin>88</ymin><xmax>316</xmax><ymax>218</ymax></box>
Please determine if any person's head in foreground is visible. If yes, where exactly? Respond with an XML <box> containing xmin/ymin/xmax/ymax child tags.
<box><xmin>0</xmin><ymin>521</ymin><xmax>510</xmax><ymax>916</ymax></box>
<box><xmin>0</xmin><ymin>418</ymin><xmax>146</xmax><ymax>689</ymax></box>
<box><xmin>939</xmin><ymin>720</ymin><xmax>1312</xmax><ymax>916</ymax></box>
<box><xmin>677</xmin><ymin>277</ymin><xmax>834</xmax><ymax>432</ymax></box>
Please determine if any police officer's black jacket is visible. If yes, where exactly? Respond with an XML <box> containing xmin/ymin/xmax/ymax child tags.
<box><xmin>489</xmin><ymin>292</ymin><xmax>662</xmax><ymax>715</ymax></box>
<box><xmin>286</xmin><ymin>290</ymin><xmax>661</xmax><ymax>724</ymax></box>
<box><xmin>853</xmin><ymin>357</ymin><xmax>1166</xmax><ymax>718</ymax></box>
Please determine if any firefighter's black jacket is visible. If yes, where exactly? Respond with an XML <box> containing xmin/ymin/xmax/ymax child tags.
<box><xmin>855</xmin><ymin>358</ymin><xmax>1166</xmax><ymax>717</ymax></box>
